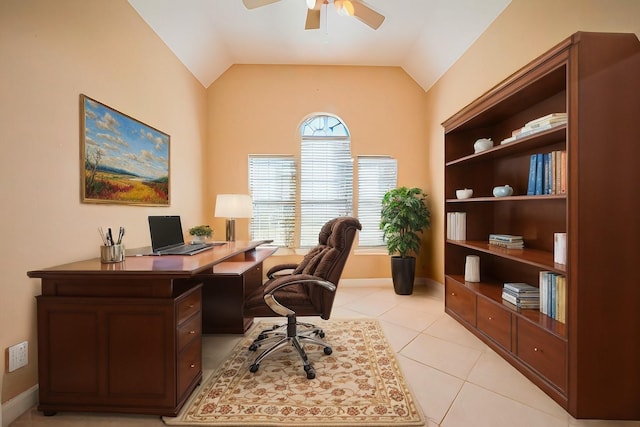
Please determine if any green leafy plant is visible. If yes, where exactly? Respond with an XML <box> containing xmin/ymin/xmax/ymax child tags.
<box><xmin>380</xmin><ymin>186</ymin><xmax>431</xmax><ymax>258</ymax></box>
<box><xmin>188</xmin><ymin>225</ymin><xmax>213</xmax><ymax>237</ymax></box>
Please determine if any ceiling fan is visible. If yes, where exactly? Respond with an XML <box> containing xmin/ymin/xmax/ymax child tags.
<box><xmin>242</xmin><ymin>0</ymin><xmax>385</xmax><ymax>30</ymax></box>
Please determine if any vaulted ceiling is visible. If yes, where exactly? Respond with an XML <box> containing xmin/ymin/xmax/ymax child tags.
<box><xmin>128</xmin><ymin>0</ymin><xmax>511</xmax><ymax>91</ymax></box>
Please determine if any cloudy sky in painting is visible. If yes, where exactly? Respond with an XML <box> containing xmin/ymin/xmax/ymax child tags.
<box><xmin>83</xmin><ymin>97</ymin><xmax>169</xmax><ymax>180</ymax></box>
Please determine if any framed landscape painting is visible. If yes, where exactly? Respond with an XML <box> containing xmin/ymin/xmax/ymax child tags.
<box><xmin>80</xmin><ymin>94</ymin><xmax>170</xmax><ymax>205</ymax></box>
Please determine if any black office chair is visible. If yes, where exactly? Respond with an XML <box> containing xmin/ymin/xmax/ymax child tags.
<box><xmin>243</xmin><ymin>216</ymin><xmax>361</xmax><ymax>379</ymax></box>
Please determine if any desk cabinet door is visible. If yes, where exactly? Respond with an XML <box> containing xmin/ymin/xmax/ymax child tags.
<box><xmin>37</xmin><ymin>297</ymin><xmax>175</xmax><ymax>408</ymax></box>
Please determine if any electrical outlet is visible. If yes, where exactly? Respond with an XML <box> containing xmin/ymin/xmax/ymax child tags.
<box><xmin>8</xmin><ymin>341</ymin><xmax>28</xmax><ymax>372</ymax></box>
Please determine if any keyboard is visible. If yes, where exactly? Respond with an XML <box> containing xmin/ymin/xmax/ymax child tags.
<box><xmin>157</xmin><ymin>243</ymin><xmax>209</xmax><ymax>255</ymax></box>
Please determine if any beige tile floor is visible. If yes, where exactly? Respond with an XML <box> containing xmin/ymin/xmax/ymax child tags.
<box><xmin>10</xmin><ymin>281</ymin><xmax>640</xmax><ymax>426</ymax></box>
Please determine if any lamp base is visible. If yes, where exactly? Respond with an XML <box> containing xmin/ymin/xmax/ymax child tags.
<box><xmin>225</xmin><ymin>218</ymin><xmax>236</xmax><ymax>241</ymax></box>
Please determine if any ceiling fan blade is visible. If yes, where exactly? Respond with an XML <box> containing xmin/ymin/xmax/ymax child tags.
<box><xmin>305</xmin><ymin>8</ymin><xmax>321</xmax><ymax>30</ymax></box>
<box><xmin>242</xmin><ymin>0</ymin><xmax>281</xmax><ymax>10</ymax></box>
<box><xmin>351</xmin><ymin>0</ymin><xmax>385</xmax><ymax>29</ymax></box>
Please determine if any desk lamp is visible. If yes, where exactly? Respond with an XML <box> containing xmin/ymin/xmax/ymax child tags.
<box><xmin>214</xmin><ymin>194</ymin><xmax>253</xmax><ymax>241</ymax></box>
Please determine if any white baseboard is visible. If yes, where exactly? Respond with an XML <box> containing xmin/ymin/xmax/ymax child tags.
<box><xmin>2</xmin><ymin>385</ymin><xmax>38</xmax><ymax>427</ymax></box>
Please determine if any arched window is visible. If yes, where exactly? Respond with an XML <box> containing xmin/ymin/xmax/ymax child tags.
<box><xmin>299</xmin><ymin>114</ymin><xmax>353</xmax><ymax>246</ymax></box>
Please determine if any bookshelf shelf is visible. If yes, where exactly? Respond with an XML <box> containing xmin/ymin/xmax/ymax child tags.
<box><xmin>445</xmin><ymin>125</ymin><xmax>567</xmax><ymax>167</ymax></box>
<box><xmin>446</xmin><ymin>240</ymin><xmax>565</xmax><ymax>273</ymax></box>
<box><xmin>447</xmin><ymin>194</ymin><xmax>566</xmax><ymax>203</ymax></box>
<box><xmin>442</xmin><ymin>32</ymin><xmax>640</xmax><ymax>420</ymax></box>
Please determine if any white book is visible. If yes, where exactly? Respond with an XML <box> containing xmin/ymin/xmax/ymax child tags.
<box><xmin>554</xmin><ymin>232</ymin><xmax>567</xmax><ymax>264</ymax></box>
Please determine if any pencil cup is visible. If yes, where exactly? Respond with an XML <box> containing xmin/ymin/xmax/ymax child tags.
<box><xmin>100</xmin><ymin>244</ymin><xmax>125</xmax><ymax>263</ymax></box>
<box><xmin>464</xmin><ymin>255</ymin><xmax>480</xmax><ymax>282</ymax></box>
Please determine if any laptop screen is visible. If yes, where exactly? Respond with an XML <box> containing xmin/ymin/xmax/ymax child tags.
<box><xmin>148</xmin><ymin>216</ymin><xmax>185</xmax><ymax>251</ymax></box>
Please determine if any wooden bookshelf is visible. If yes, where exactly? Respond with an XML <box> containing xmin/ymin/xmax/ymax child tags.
<box><xmin>442</xmin><ymin>32</ymin><xmax>640</xmax><ymax>420</ymax></box>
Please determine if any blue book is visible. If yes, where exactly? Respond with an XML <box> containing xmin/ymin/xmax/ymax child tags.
<box><xmin>535</xmin><ymin>153</ymin><xmax>544</xmax><ymax>195</ymax></box>
<box><xmin>550</xmin><ymin>273</ymin><xmax>557</xmax><ymax>319</ymax></box>
<box><xmin>545</xmin><ymin>153</ymin><xmax>553</xmax><ymax>194</ymax></box>
<box><xmin>527</xmin><ymin>154</ymin><xmax>537</xmax><ymax>195</ymax></box>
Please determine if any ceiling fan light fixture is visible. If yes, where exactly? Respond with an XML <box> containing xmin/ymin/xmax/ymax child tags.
<box><xmin>334</xmin><ymin>0</ymin><xmax>354</xmax><ymax>17</ymax></box>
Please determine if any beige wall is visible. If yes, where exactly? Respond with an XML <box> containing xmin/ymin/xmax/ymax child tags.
<box><xmin>205</xmin><ymin>64</ymin><xmax>431</xmax><ymax>278</ymax></box>
<box><xmin>0</xmin><ymin>0</ymin><xmax>207</xmax><ymax>404</ymax></box>
<box><xmin>425</xmin><ymin>0</ymin><xmax>640</xmax><ymax>283</ymax></box>
<box><xmin>1</xmin><ymin>0</ymin><xmax>639</xmax><ymax>413</ymax></box>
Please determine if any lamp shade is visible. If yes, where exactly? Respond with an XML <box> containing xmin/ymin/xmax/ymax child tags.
<box><xmin>214</xmin><ymin>194</ymin><xmax>253</xmax><ymax>219</ymax></box>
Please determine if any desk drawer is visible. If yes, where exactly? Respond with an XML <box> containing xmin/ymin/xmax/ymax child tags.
<box><xmin>445</xmin><ymin>277</ymin><xmax>476</xmax><ymax>326</ymax></box>
<box><xmin>477</xmin><ymin>297</ymin><xmax>512</xmax><ymax>350</ymax></box>
<box><xmin>177</xmin><ymin>338</ymin><xmax>201</xmax><ymax>397</ymax></box>
<box><xmin>177</xmin><ymin>312</ymin><xmax>201</xmax><ymax>352</ymax></box>
<box><xmin>177</xmin><ymin>288</ymin><xmax>201</xmax><ymax>325</ymax></box>
<box><xmin>517</xmin><ymin>319</ymin><xmax>567</xmax><ymax>392</ymax></box>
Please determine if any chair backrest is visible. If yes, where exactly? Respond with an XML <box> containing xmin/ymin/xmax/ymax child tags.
<box><xmin>293</xmin><ymin>216</ymin><xmax>362</xmax><ymax>319</ymax></box>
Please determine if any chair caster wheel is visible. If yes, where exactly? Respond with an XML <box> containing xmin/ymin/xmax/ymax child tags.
<box><xmin>318</xmin><ymin>331</ymin><xmax>325</xmax><ymax>338</ymax></box>
<box><xmin>249</xmin><ymin>344</ymin><xmax>258</xmax><ymax>351</ymax></box>
<box><xmin>324</xmin><ymin>346</ymin><xmax>333</xmax><ymax>355</ymax></box>
<box><xmin>306</xmin><ymin>369</ymin><xmax>316</xmax><ymax>379</ymax></box>
<box><xmin>250</xmin><ymin>364</ymin><xmax>260</xmax><ymax>373</ymax></box>
<box><xmin>257</xmin><ymin>333</ymin><xmax>267</xmax><ymax>340</ymax></box>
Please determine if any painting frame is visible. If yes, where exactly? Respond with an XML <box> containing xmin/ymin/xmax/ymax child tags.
<box><xmin>80</xmin><ymin>94</ymin><xmax>170</xmax><ymax>206</ymax></box>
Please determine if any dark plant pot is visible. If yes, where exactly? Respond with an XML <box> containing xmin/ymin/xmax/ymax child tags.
<box><xmin>391</xmin><ymin>256</ymin><xmax>416</xmax><ymax>295</ymax></box>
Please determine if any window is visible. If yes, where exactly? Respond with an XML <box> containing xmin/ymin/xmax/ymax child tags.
<box><xmin>249</xmin><ymin>114</ymin><xmax>396</xmax><ymax>249</ymax></box>
<box><xmin>248</xmin><ymin>155</ymin><xmax>296</xmax><ymax>247</ymax></box>
<box><xmin>299</xmin><ymin>115</ymin><xmax>353</xmax><ymax>246</ymax></box>
<box><xmin>357</xmin><ymin>156</ymin><xmax>397</xmax><ymax>247</ymax></box>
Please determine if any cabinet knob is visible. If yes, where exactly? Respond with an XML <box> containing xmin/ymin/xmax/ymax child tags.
<box><xmin>189</xmin><ymin>330</ymin><xmax>196</xmax><ymax>335</ymax></box>
<box><xmin>534</xmin><ymin>347</ymin><xmax>541</xmax><ymax>353</ymax></box>
<box><xmin>451</xmin><ymin>292</ymin><xmax>456</xmax><ymax>296</ymax></box>
<box><xmin>488</xmin><ymin>316</ymin><xmax>493</xmax><ymax>321</ymax></box>
<box><xmin>190</xmin><ymin>363</ymin><xmax>196</xmax><ymax>368</ymax></box>
<box><xmin>188</xmin><ymin>304</ymin><xmax>195</xmax><ymax>309</ymax></box>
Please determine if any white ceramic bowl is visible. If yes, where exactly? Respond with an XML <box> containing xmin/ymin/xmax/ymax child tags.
<box><xmin>474</xmin><ymin>138</ymin><xmax>494</xmax><ymax>153</ymax></box>
<box><xmin>456</xmin><ymin>188</ymin><xmax>473</xmax><ymax>199</ymax></box>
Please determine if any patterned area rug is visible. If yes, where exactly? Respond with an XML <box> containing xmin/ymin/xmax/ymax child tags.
<box><xmin>164</xmin><ymin>319</ymin><xmax>424</xmax><ymax>426</ymax></box>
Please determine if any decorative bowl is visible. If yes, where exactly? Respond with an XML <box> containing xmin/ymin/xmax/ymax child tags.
<box><xmin>493</xmin><ymin>185</ymin><xmax>514</xmax><ymax>197</ymax></box>
<box><xmin>474</xmin><ymin>138</ymin><xmax>494</xmax><ymax>153</ymax></box>
<box><xmin>456</xmin><ymin>188</ymin><xmax>473</xmax><ymax>199</ymax></box>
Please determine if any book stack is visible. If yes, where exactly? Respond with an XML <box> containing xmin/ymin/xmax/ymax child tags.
<box><xmin>447</xmin><ymin>212</ymin><xmax>466</xmax><ymax>240</ymax></box>
<box><xmin>500</xmin><ymin>113</ymin><xmax>567</xmax><ymax>145</ymax></box>
<box><xmin>526</xmin><ymin>150</ymin><xmax>566</xmax><ymax>196</ymax></box>
<box><xmin>502</xmin><ymin>282</ymin><xmax>540</xmax><ymax>309</ymax></box>
<box><xmin>539</xmin><ymin>271</ymin><xmax>566</xmax><ymax>323</ymax></box>
<box><xmin>489</xmin><ymin>234</ymin><xmax>524</xmax><ymax>249</ymax></box>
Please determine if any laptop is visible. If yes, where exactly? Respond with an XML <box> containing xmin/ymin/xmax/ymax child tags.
<box><xmin>148</xmin><ymin>215</ymin><xmax>218</xmax><ymax>255</ymax></box>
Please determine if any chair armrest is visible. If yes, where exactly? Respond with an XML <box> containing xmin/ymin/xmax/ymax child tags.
<box><xmin>263</xmin><ymin>274</ymin><xmax>337</xmax><ymax>316</ymax></box>
<box><xmin>266</xmin><ymin>263</ymin><xmax>299</xmax><ymax>279</ymax></box>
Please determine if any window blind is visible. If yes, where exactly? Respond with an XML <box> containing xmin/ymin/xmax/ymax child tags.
<box><xmin>248</xmin><ymin>155</ymin><xmax>296</xmax><ymax>247</ymax></box>
<box><xmin>357</xmin><ymin>156</ymin><xmax>397</xmax><ymax>247</ymax></box>
<box><xmin>300</xmin><ymin>138</ymin><xmax>353</xmax><ymax>247</ymax></box>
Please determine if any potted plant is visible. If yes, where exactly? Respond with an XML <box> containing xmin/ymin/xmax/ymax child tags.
<box><xmin>188</xmin><ymin>225</ymin><xmax>213</xmax><ymax>243</ymax></box>
<box><xmin>380</xmin><ymin>186</ymin><xmax>431</xmax><ymax>295</ymax></box>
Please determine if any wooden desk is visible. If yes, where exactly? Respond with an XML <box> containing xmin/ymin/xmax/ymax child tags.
<box><xmin>27</xmin><ymin>241</ymin><xmax>276</xmax><ymax>417</ymax></box>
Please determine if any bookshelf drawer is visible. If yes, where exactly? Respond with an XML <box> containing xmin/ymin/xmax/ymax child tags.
<box><xmin>516</xmin><ymin>318</ymin><xmax>567</xmax><ymax>392</ymax></box>
<box><xmin>445</xmin><ymin>277</ymin><xmax>476</xmax><ymax>326</ymax></box>
<box><xmin>477</xmin><ymin>297</ymin><xmax>512</xmax><ymax>350</ymax></box>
